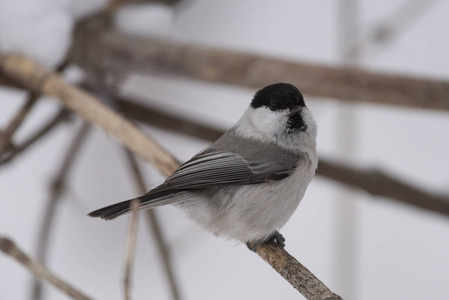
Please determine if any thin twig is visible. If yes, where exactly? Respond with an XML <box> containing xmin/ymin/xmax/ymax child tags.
<box><xmin>123</xmin><ymin>199</ymin><xmax>140</xmax><ymax>300</ymax></box>
<box><xmin>31</xmin><ymin>122</ymin><xmax>92</xmax><ymax>300</ymax></box>
<box><xmin>0</xmin><ymin>93</ymin><xmax>38</xmax><ymax>158</ymax></box>
<box><xmin>71</xmin><ymin>18</ymin><xmax>449</xmax><ymax>112</ymax></box>
<box><xmin>0</xmin><ymin>52</ymin><xmax>340</xmax><ymax>299</ymax></box>
<box><xmin>348</xmin><ymin>0</ymin><xmax>440</xmax><ymax>58</ymax></box>
<box><xmin>125</xmin><ymin>150</ymin><xmax>181</xmax><ymax>300</ymax></box>
<box><xmin>86</xmin><ymin>78</ymin><xmax>181</xmax><ymax>299</ymax></box>
<box><xmin>0</xmin><ymin>108</ymin><xmax>72</xmax><ymax>165</ymax></box>
<box><xmin>0</xmin><ymin>236</ymin><xmax>94</xmax><ymax>300</ymax></box>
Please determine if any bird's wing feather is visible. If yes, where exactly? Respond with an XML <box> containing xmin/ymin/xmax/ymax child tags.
<box><xmin>89</xmin><ymin>147</ymin><xmax>304</xmax><ymax>220</ymax></box>
<box><xmin>146</xmin><ymin>150</ymin><xmax>298</xmax><ymax>196</ymax></box>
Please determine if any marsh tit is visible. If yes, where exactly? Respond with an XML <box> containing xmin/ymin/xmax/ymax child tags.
<box><xmin>89</xmin><ymin>83</ymin><xmax>318</xmax><ymax>248</ymax></box>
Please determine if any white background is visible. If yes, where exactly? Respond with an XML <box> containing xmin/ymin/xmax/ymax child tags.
<box><xmin>1</xmin><ymin>0</ymin><xmax>449</xmax><ymax>299</ymax></box>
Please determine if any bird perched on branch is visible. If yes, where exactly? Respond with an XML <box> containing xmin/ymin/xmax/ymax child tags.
<box><xmin>89</xmin><ymin>83</ymin><xmax>318</xmax><ymax>249</ymax></box>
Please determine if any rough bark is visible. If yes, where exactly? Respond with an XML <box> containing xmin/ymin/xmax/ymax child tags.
<box><xmin>256</xmin><ymin>241</ymin><xmax>342</xmax><ymax>299</ymax></box>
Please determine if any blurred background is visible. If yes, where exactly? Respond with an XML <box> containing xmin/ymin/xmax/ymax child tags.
<box><xmin>1</xmin><ymin>0</ymin><xmax>449</xmax><ymax>299</ymax></box>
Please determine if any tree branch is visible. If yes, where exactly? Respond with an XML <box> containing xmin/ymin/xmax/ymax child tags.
<box><xmin>123</xmin><ymin>199</ymin><xmax>140</xmax><ymax>300</ymax></box>
<box><xmin>71</xmin><ymin>18</ymin><xmax>449</xmax><ymax>111</ymax></box>
<box><xmin>0</xmin><ymin>51</ymin><xmax>341</xmax><ymax>299</ymax></box>
<box><xmin>117</xmin><ymin>98</ymin><xmax>223</xmax><ymax>141</ymax></box>
<box><xmin>124</xmin><ymin>150</ymin><xmax>182</xmax><ymax>300</ymax></box>
<box><xmin>0</xmin><ymin>93</ymin><xmax>38</xmax><ymax>157</ymax></box>
<box><xmin>0</xmin><ymin>72</ymin><xmax>23</xmax><ymax>89</ymax></box>
<box><xmin>81</xmin><ymin>80</ymin><xmax>182</xmax><ymax>299</ymax></box>
<box><xmin>0</xmin><ymin>52</ymin><xmax>180</xmax><ymax>175</ymax></box>
<box><xmin>31</xmin><ymin>122</ymin><xmax>92</xmax><ymax>300</ymax></box>
<box><xmin>255</xmin><ymin>241</ymin><xmax>341</xmax><ymax>299</ymax></box>
<box><xmin>0</xmin><ymin>108</ymin><xmax>72</xmax><ymax>165</ymax></box>
<box><xmin>316</xmin><ymin>160</ymin><xmax>449</xmax><ymax>216</ymax></box>
<box><xmin>0</xmin><ymin>236</ymin><xmax>94</xmax><ymax>300</ymax></box>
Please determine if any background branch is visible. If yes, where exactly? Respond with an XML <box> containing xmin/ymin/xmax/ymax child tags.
<box><xmin>0</xmin><ymin>108</ymin><xmax>72</xmax><ymax>165</ymax></box>
<box><xmin>81</xmin><ymin>78</ymin><xmax>182</xmax><ymax>299</ymax></box>
<box><xmin>0</xmin><ymin>93</ymin><xmax>38</xmax><ymax>157</ymax></box>
<box><xmin>0</xmin><ymin>72</ymin><xmax>23</xmax><ymax>89</ymax></box>
<box><xmin>317</xmin><ymin>160</ymin><xmax>449</xmax><ymax>216</ymax></box>
<box><xmin>71</xmin><ymin>18</ymin><xmax>449</xmax><ymax>111</ymax></box>
<box><xmin>0</xmin><ymin>51</ymin><xmax>341</xmax><ymax>300</ymax></box>
<box><xmin>125</xmin><ymin>150</ymin><xmax>182</xmax><ymax>300</ymax></box>
<box><xmin>0</xmin><ymin>53</ymin><xmax>180</xmax><ymax>175</ymax></box>
<box><xmin>123</xmin><ymin>199</ymin><xmax>140</xmax><ymax>300</ymax></box>
<box><xmin>0</xmin><ymin>236</ymin><xmax>93</xmax><ymax>300</ymax></box>
<box><xmin>117</xmin><ymin>98</ymin><xmax>222</xmax><ymax>141</ymax></box>
<box><xmin>31</xmin><ymin>122</ymin><xmax>92</xmax><ymax>300</ymax></box>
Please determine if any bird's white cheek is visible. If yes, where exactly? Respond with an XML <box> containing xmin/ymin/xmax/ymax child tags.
<box><xmin>248</xmin><ymin>108</ymin><xmax>285</xmax><ymax>137</ymax></box>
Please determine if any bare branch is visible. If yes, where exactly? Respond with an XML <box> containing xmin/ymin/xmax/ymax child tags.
<box><xmin>125</xmin><ymin>150</ymin><xmax>182</xmax><ymax>300</ymax></box>
<box><xmin>84</xmin><ymin>75</ymin><xmax>182</xmax><ymax>299</ymax></box>
<box><xmin>316</xmin><ymin>160</ymin><xmax>449</xmax><ymax>216</ymax></box>
<box><xmin>0</xmin><ymin>73</ymin><xmax>23</xmax><ymax>89</ymax></box>
<box><xmin>117</xmin><ymin>97</ymin><xmax>449</xmax><ymax>217</ymax></box>
<box><xmin>31</xmin><ymin>122</ymin><xmax>92</xmax><ymax>300</ymax></box>
<box><xmin>71</xmin><ymin>18</ymin><xmax>449</xmax><ymax>112</ymax></box>
<box><xmin>0</xmin><ymin>93</ymin><xmax>38</xmax><ymax>157</ymax></box>
<box><xmin>123</xmin><ymin>199</ymin><xmax>140</xmax><ymax>300</ymax></box>
<box><xmin>107</xmin><ymin>0</ymin><xmax>182</xmax><ymax>11</ymax></box>
<box><xmin>0</xmin><ymin>52</ymin><xmax>340</xmax><ymax>299</ymax></box>
<box><xmin>0</xmin><ymin>52</ymin><xmax>180</xmax><ymax>175</ymax></box>
<box><xmin>0</xmin><ymin>236</ymin><xmax>94</xmax><ymax>300</ymax></box>
<box><xmin>82</xmin><ymin>78</ymin><xmax>182</xmax><ymax>298</ymax></box>
<box><xmin>256</xmin><ymin>241</ymin><xmax>342</xmax><ymax>299</ymax></box>
<box><xmin>117</xmin><ymin>98</ymin><xmax>222</xmax><ymax>141</ymax></box>
<box><xmin>0</xmin><ymin>108</ymin><xmax>72</xmax><ymax>165</ymax></box>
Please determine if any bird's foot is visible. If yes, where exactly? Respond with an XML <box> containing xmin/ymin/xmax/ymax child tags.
<box><xmin>246</xmin><ymin>231</ymin><xmax>286</xmax><ymax>252</ymax></box>
<box><xmin>268</xmin><ymin>231</ymin><xmax>285</xmax><ymax>247</ymax></box>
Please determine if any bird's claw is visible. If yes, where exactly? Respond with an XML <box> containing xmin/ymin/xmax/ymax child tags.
<box><xmin>246</xmin><ymin>231</ymin><xmax>286</xmax><ymax>252</ymax></box>
<box><xmin>268</xmin><ymin>231</ymin><xmax>285</xmax><ymax>247</ymax></box>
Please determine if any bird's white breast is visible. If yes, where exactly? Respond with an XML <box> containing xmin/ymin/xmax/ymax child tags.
<box><xmin>177</xmin><ymin>150</ymin><xmax>317</xmax><ymax>243</ymax></box>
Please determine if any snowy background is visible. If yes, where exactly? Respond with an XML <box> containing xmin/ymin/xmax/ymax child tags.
<box><xmin>1</xmin><ymin>0</ymin><xmax>449</xmax><ymax>299</ymax></box>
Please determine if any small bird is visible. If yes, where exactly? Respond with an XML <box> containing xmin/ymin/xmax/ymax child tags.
<box><xmin>89</xmin><ymin>83</ymin><xmax>318</xmax><ymax>249</ymax></box>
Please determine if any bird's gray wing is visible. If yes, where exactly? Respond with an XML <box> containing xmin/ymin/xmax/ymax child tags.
<box><xmin>147</xmin><ymin>150</ymin><xmax>299</xmax><ymax>196</ymax></box>
<box><xmin>89</xmin><ymin>149</ymin><xmax>304</xmax><ymax>220</ymax></box>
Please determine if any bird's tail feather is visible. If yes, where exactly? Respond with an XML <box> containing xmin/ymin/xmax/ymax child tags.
<box><xmin>88</xmin><ymin>193</ymin><xmax>178</xmax><ymax>220</ymax></box>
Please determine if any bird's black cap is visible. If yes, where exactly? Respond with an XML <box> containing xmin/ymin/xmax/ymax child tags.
<box><xmin>250</xmin><ymin>83</ymin><xmax>305</xmax><ymax>111</ymax></box>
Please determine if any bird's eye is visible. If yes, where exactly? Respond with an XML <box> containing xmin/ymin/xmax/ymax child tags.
<box><xmin>269</xmin><ymin>103</ymin><xmax>279</xmax><ymax>111</ymax></box>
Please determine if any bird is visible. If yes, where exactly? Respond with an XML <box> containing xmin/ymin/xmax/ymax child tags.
<box><xmin>89</xmin><ymin>83</ymin><xmax>318</xmax><ymax>249</ymax></box>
